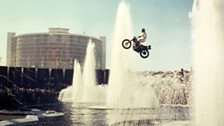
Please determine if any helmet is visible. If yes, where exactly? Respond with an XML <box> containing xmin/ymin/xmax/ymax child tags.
<box><xmin>142</xmin><ymin>28</ymin><xmax>145</xmax><ymax>32</ymax></box>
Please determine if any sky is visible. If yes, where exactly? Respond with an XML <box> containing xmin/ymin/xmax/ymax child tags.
<box><xmin>0</xmin><ymin>0</ymin><xmax>193</xmax><ymax>71</ymax></box>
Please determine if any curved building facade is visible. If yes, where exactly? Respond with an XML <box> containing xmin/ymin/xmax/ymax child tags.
<box><xmin>7</xmin><ymin>28</ymin><xmax>106</xmax><ymax>69</ymax></box>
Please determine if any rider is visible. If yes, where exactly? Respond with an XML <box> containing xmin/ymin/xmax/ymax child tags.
<box><xmin>137</xmin><ymin>28</ymin><xmax>147</xmax><ymax>46</ymax></box>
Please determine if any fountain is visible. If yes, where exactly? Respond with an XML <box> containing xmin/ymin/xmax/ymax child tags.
<box><xmin>72</xmin><ymin>60</ymin><xmax>83</xmax><ymax>102</ymax></box>
<box><xmin>58</xmin><ymin>59</ymin><xmax>82</xmax><ymax>102</ymax></box>
<box><xmin>106</xmin><ymin>0</ymin><xmax>133</xmax><ymax>108</ymax></box>
<box><xmin>82</xmin><ymin>39</ymin><xmax>106</xmax><ymax>103</ymax></box>
<box><xmin>106</xmin><ymin>0</ymin><xmax>158</xmax><ymax>108</ymax></box>
<box><xmin>191</xmin><ymin>0</ymin><xmax>224</xmax><ymax>125</ymax></box>
<box><xmin>58</xmin><ymin>39</ymin><xmax>106</xmax><ymax>103</ymax></box>
<box><xmin>58</xmin><ymin>1</ymin><xmax>193</xmax><ymax>125</ymax></box>
<box><xmin>81</xmin><ymin>39</ymin><xmax>97</xmax><ymax>103</ymax></box>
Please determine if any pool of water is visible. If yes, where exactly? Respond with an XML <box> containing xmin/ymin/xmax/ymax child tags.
<box><xmin>6</xmin><ymin>102</ymin><xmax>190</xmax><ymax>126</ymax></box>
<box><xmin>58</xmin><ymin>102</ymin><xmax>191</xmax><ymax>126</ymax></box>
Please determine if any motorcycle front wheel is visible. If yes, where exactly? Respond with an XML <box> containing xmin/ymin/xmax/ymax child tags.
<box><xmin>140</xmin><ymin>49</ymin><xmax>149</xmax><ymax>58</ymax></box>
<box><xmin>122</xmin><ymin>39</ymin><xmax>132</xmax><ymax>49</ymax></box>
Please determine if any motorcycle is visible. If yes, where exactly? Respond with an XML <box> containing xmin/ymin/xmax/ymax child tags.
<box><xmin>122</xmin><ymin>37</ymin><xmax>151</xmax><ymax>58</ymax></box>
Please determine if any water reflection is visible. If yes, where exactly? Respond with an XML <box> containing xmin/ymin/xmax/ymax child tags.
<box><xmin>62</xmin><ymin>102</ymin><xmax>107</xmax><ymax>126</ymax></box>
<box><xmin>61</xmin><ymin>102</ymin><xmax>190</xmax><ymax>126</ymax></box>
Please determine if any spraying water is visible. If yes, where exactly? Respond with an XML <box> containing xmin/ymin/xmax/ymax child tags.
<box><xmin>82</xmin><ymin>39</ymin><xmax>106</xmax><ymax>103</ymax></box>
<box><xmin>58</xmin><ymin>59</ymin><xmax>82</xmax><ymax>102</ymax></box>
<box><xmin>191</xmin><ymin>0</ymin><xmax>224</xmax><ymax>125</ymax></box>
<box><xmin>106</xmin><ymin>1</ymin><xmax>133</xmax><ymax>108</ymax></box>
<box><xmin>82</xmin><ymin>39</ymin><xmax>97</xmax><ymax>102</ymax></box>
<box><xmin>59</xmin><ymin>40</ymin><xmax>106</xmax><ymax>103</ymax></box>
<box><xmin>106</xmin><ymin>1</ymin><xmax>158</xmax><ymax>108</ymax></box>
<box><xmin>72</xmin><ymin>60</ymin><xmax>83</xmax><ymax>102</ymax></box>
<box><xmin>83</xmin><ymin>39</ymin><xmax>96</xmax><ymax>88</ymax></box>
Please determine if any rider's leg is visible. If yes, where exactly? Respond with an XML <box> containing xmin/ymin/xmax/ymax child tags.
<box><xmin>138</xmin><ymin>39</ymin><xmax>144</xmax><ymax>46</ymax></box>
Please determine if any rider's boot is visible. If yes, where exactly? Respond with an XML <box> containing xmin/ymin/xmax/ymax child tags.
<box><xmin>148</xmin><ymin>45</ymin><xmax>151</xmax><ymax>50</ymax></box>
<box><xmin>136</xmin><ymin>41</ymin><xmax>140</xmax><ymax>47</ymax></box>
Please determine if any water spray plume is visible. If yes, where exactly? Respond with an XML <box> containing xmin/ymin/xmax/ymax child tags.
<box><xmin>106</xmin><ymin>0</ymin><xmax>158</xmax><ymax>108</ymax></box>
<box><xmin>82</xmin><ymin>39</ymin><xmax>97</xmax><ymax>102</ymax></box>
<box><xmin>106</xmin><ymin>0</ymin><xmax>133</xmax><ymax>108</ymax></box>
<box><xmin>72</xmin><ymin>60</ymin><xmax>83</xmax><ymax>102</ymax></box>
<box><xmin>58</xmin><ymin>40</ymin><xmax>105</xmax><ymax>103</ymax></box>
<box><xmin>58</xmin><ymin>59</ymin><xmax>83</xmax><ymax>102</ymax></box>
<box><xmin>191</xmin><ymin>0</ymin><xmax>224</xmax><ymax>125</ymax></box>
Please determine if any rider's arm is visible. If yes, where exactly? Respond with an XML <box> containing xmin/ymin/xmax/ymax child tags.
<box><xmin>138</xmin><ymin>33</ymin><xmax>143</xmax><ymax>38</ymax></box>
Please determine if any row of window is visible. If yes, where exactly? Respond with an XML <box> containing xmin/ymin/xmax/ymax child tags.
<box><xmin>16</xmin><ymin>36</ymin><xmax>99</xmax><ymax>43</ymax></box>
<box><xmin>16</xmin><ymin>49</ymin><xmax>86</xmax><ymax>55</ymax></box>
<box><xmin>14</xmin><ymin>52</ymin><xmax>95</xmax><ymax>59</ymax></box>
<box><xmin>15</xmin><ymin>42</ymin><xmax>91</xmax><ymax>48</ymax></box>
<box><xmin>12</xmin><ymin>50</ymin><xmax>102</xmax><ymax>61</ymax></box>
<box><xmin>14</xmin><ymin>38</ymin><xmax>102</xmax><ymax>45</ymax></box>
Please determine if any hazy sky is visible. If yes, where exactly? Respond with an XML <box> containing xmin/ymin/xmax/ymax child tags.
<box><xmin>0</xmin><ymin>0</ymin><xmax>193</xmax><ymax>71</ymax></box>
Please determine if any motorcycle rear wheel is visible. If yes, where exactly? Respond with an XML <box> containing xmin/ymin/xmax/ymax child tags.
<box><xmin>140</xmin><ymin>49</ymin><xmax>149</xmax><ymax>58</ymax></box>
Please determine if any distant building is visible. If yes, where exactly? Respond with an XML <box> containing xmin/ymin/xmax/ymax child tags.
<box><xmin>7</xmin><ymin>28</ymin><xmax>106</xmax><ymax>69</ymax></box>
